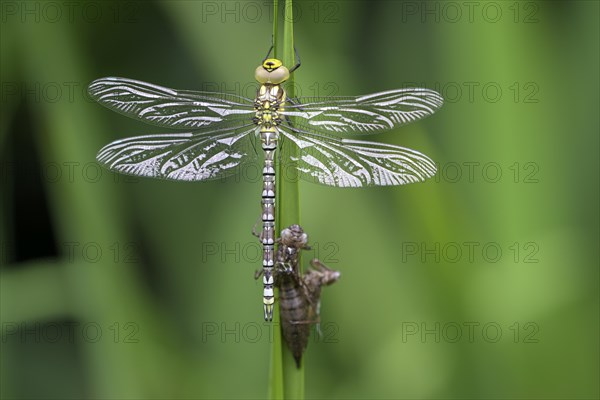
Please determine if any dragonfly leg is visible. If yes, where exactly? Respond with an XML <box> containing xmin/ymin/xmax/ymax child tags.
<box><xmin>288</xmin><ymin>315</ymin><xmax>326</xmax><ymax>338</ymax></box>
<box><xmin>302</xmin><ymin>258</ymin><xmax>341</xmax><ymax>323</ymax></box>
<box><xmin>262</xmin><ymin>37</ymin><xmax>274</xmax><ymax>63</ymax></box>
<box><xmin>310</xmin><ymin>258</ymin><xmax>337</xmax><ymax>275</ymax></box>
<box><xmin>275</xmin><ymin>259</ymin><xmax>293</xmax><ymax>275</ymax></box>
<box><xmin>253</xmin><ymin>214</ymin><xmax>282</xmax><ymax>243</ymax></box>
<box><xmin>307</xmin><ymin>258</ymin><xmax>341</xmax><ymax>290</ymax></box>
<box><xmin>289</xmin><ymin>46</ymin><xmax>301</xmax><ymax>73</ymax></box>
<box><xmin>252</xmin><ymin>216</ymin><xmax>262</xmax><ymax>239</ymax></box>
<box><xmin>289</xmin><ymin>315</ymin><xmax>320</xmax><ymax>326</ymax></box>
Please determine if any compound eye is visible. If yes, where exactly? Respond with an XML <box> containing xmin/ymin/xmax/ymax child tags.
<box><xmin>255</xmin><ymin>64</ymin><xmax>290</xmax><ymax>84</ymax></box>
<box><xmin>300</xmin><ymin>233</ymin><xmax>308</xmax><ymax>244</ymax></box>
<box><xmin>255</xmin><ymin>66</ymin><xmax>269</xmax><ymax>83</ymax></box>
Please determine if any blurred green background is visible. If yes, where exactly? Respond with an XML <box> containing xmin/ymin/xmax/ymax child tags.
<box><xmin>1</xmin><ymin>1</ymin><xmax>598</xmax><ymax>399</ymax></box>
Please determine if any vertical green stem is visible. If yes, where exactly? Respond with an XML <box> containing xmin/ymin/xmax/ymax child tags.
<box><xmin>279</xmin><ymin>0</ymin><xmax>299</xmax><ymax>225</ymax></box>
<box><xmin>272</xmin><ymin>0</ymin><xmax>278</xmax><ymax>59</ymax></box>
<box><xmin>268</xmin><ymin>0</ymin><xmax>303</xmax><ymax>399</ymax></box>
<box><xmin>280</xmin><ymin>0</ymin><xmax>304</xmax><ymax>399</ymax></box>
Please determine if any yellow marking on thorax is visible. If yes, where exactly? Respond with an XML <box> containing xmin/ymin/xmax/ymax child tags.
<box><xmin>255</xmin><ymin>83</ymin><xmax>286</xmax><ymax>133</ymax></box>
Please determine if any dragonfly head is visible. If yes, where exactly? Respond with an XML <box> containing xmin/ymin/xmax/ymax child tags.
<box><xmin>280</xmin><ymin>225</ymin><xmax>308</xmax><ymax>248</ymax></box>
<box><xmin>255</xmin><ymin>58</ymin><xmax>290</xmax><ymax>84</ymax></box>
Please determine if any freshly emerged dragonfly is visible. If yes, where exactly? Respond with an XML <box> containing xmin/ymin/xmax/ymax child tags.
<box><xmin>88</xmin><ymin>56</ymin><xmax>442</xmax><ymax>321</ymax></box>
<box><xmin>270</xmin><ymin>224</ymin><xmax>340</xmax><ymax>368</ymax></box>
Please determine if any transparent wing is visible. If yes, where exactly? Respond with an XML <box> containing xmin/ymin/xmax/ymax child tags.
<box><xmin>97</xmin><ymin>124</ymin><xmax>258</xmax><ymax>181</ymax></box>
<box><xmin>88</xmin><ymin>77</ymin><xmax>255</xmax><ymax>130</ymax></box>
<box><xmin>282</xmin><ymin>88</ymin><xmax>443</xmax><ymax>135</ymax></box>
<box><xmin>279</xmin><ymin>127</ymin><xmax>436</xmax><ymax>187</ymax></box>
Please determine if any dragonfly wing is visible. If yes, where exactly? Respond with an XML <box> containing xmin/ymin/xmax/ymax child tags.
<box><xmin>282</xmin><ymin>88</ymin><xmax>443</xmax><ymax>135</ymax></box>
<box><xmin>97</xmin><ymin>124</ymin><xmax>258</xmax><ymax>181</ymax></box>
<box><xmin>279</xmin><ymin>127</ymin><xmax>436</xmax><ymax>187</ymax></box>
<box><xmin>88</xmin><ymin>77</ymin><xmax>255</xmax><ymax>129</ymax></box>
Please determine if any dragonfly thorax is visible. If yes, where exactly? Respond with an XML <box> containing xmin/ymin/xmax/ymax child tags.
<box><xmin>254</xmin><ymin>84</ymin><xmax>286</xmax><ymax>132</ymax></box>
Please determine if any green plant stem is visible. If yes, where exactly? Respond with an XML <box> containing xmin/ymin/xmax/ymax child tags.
<box><xmin>272</xmin><ymin>0</ymin><xmax>278</xmax><ymax>59</ymax></box>
<box><xmin>268</xmin><ymin>0</ymin><xmax>303</xmax><ymax>399</ymax></box>
<box><xmin>280</xmin><ymin>1</ymin><xmax>304</xmax><ymax>398</ymax></box>
<box><xmin>279</xmin><ymin>0</ymin><xmax>299</xmax><ymax>234</ymax></box>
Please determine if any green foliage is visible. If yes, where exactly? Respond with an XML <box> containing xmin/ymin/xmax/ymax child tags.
<box><xmin>271</xmin><ymin>1</ymin><xmax>305</xmax><ymax>398</ymax></box>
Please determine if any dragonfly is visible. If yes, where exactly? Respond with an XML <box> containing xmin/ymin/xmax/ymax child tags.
<box><xmin>88</xmin><ymin>54</ymin><xmax>443</xmax><ymax>321</ymax></box>
<box><xmin>273</xmin><ymin>224</ymin><xmax>340</xmax><ymax>368</ymax></box>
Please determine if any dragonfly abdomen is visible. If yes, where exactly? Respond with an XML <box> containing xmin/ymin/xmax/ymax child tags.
<box><xmin>261</xmin><ymin>141</ymin><xmax>276</xmax><ymax>320</ymax></box>
<box><xmin>279</xmin><ymin>274</ymin><xmax>312</xmax><ymax>366</ymax></box>
<box><xmin>257</xmin><ymin>83</ymin><xmax>287</xmax><ymax>321</ymax></box>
